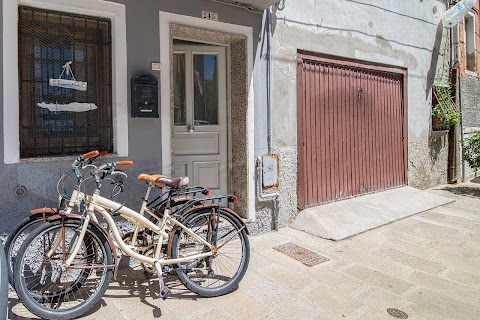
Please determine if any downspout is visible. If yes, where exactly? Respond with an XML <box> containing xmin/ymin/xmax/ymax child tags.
<box><xmin>447</xmin><ymin>0</ymin><xmax>458</xmax><ymax>183</ymax></box>
<box><xmin>256</xmin><ymin>7</ymin><xmax>279</xmax><ymax>231</ymax></box>
<box><xmin>267</xmin><ymin>7</ymin><xmax>273</xmax><ymax>153</ymax></box>
<box><xmin>452</xmin><ymin>16</ymin><xmax>466</xmax><ymax>182</ymax></box>
<box><xmin>459</xmin><ymin>74</ymin><xmax>465</xmax><ymax>181</ymax></box>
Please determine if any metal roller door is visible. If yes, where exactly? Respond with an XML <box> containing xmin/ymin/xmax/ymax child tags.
<box><xmin>297</xmin><ymin>53</ymin><xmax>407</xmax><ymax>210</ymax></box>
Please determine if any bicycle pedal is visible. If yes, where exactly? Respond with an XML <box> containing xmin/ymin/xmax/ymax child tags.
<box><xmin>159</xmin><ymin>286</ymin><xmax>171</xmax><ymax>300</ymax></box>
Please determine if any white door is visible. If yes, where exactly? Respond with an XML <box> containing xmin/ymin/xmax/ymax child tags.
<box><xmin>173</xmin><ymin>45</ymin><xmax>228</xmax><ymax>195</ymax></box>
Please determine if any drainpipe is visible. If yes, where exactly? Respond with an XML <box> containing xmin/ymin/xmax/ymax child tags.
<box><xmin>452</xmin><ymin>18</ymin><xmax>466</xmax><ymax>182</ymax></box>
<box><xmin>458</xmin><ymin>75</ymin><xmax>466</xmax><ymax>181</ymax></box>
<box><xmin>255</xmin><ymin>7</ymin><xmax>279</xmax><ymax>231</ymax></box>
<box><xmin>267</xmin><ymin>7</ymin><xmax>273</xmax><ymax>153</ymax></box>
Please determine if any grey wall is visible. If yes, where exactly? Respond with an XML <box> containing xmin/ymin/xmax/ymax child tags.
<box><xmin>0</xmin><ymin>0</ymin><xmax>263</xmax><ymax>234</ymax></box>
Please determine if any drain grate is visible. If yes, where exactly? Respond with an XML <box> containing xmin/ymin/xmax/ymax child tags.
<box><xmin>386</xmin><ymin>308</ymin><xmax>409</xmax><ymax>319</ymax></box>
<box><xmin>273</xmin><ymin>243</ymin><xmax>329</xmax><ymax>267</ymax></box>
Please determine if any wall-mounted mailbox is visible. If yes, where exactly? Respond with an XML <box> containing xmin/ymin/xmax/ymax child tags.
<box><xmin>131</xmin><ymin>73</ymin><xmax>159</xmax><ymax>118</ymax></box>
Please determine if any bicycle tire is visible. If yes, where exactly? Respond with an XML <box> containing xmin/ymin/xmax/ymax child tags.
<box><xmin>171</xmin><ymin>208</ymin><xmax>249</xmax><ymax>297</ymax></box>
<box><xmin>14</xmin><ymin>220</ymin><xmax>113</xmax><ymax>320</ymax></box>
<box><xmin>4</xmin><ymin>213</ymin><xmax>56</xmax><ymax>287</ymax></box>
<box><xmin>0</xmin><ymin>242</ymin><xmax>8</xmax><ymax>320</ymax></box>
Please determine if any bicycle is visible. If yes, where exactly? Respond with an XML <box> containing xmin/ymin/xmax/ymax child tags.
<box><xmin>5</xmin><ymin>151</ymin><xmax>209</xmax><ymax>288</ymax></box>
<box><xmin>14</xmin><ymin>160</ymin><xmax>250</xmax><ymax>319</ymax></box>
<box><xmin>4</xmin><ymin>150</ymin><xmax>105</xmax><ymax>289</ymax></box>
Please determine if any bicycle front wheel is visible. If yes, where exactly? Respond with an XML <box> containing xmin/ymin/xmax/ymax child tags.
<box><xmin>14</xmin><ymin>220</ymin><xmax>113</xmax><ymax>320</ymax></box>
<box><xmin>171</xmin><ymin>208</ymin><xmax>249</xmax><ymax>297</ymax></box>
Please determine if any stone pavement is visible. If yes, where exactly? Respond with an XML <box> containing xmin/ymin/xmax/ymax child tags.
<box><xmin>8</xmin><ymin>185</ymin><xmax>480</xmax><ymax>320</ymax></box>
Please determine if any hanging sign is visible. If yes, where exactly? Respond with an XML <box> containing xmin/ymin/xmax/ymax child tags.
<box><xmin>49</xmin><ymin>61</ymin><xmax>87</xmax><ymax>91</ymax></box>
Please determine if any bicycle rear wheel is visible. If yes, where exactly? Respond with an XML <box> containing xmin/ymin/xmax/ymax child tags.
<box><xmin>4</xmin><ymin>214</ymin><xmax>56</xmax><ymax>287</ymax></box>
<box><xmin>171</xmin><ymin>208</ymin><xmax>249</xmax><ymax>297</ymax></box>
<box><xmin>14</xmin><ymin>220</ymin><xmax>113</xmax><ymax>320</ymax></box>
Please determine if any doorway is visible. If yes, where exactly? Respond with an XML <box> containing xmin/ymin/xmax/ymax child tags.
<box><xmin>173</xmin><ymin>44</ymin><xmax>228</xmax><ymax>195</ymax></box>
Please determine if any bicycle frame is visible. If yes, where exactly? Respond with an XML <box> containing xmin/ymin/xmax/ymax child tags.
<box><xmin>62</xmin><ymin>189</ymin><xmax>214</xmax><ymax>268</ymax></box>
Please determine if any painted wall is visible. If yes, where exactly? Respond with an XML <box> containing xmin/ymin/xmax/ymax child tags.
<box><xmin>0</xmin><ymin>0</ymin><xmax>263</xmax><ymax>234</ymax></box>
<box><xmin>459</xmin><ymin>75</ymin><xmax>480</xmax><ymax>178</ymax></box>
<box><xmin>266</xmin><ymin>0</ymin><xmax>450</xmax><ymax>227</ymax></box>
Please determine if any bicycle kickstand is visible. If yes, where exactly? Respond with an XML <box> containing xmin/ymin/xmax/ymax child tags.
<box><xmin>154</xmin><ymin>261</ymin><xmax>171</xmax><ymax>300</ymax></box>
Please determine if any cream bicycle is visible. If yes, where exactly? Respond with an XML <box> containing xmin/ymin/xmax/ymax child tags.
<box><xmin>14</xmin><ymin>160</ymin><xmax>250</xmax><ymax>319</ymax></box>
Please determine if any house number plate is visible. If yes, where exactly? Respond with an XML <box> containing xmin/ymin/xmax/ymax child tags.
<box><xmin>202</xmin><ymin>11</ymin><xmax>218</xmax><ymax>21</ymax></box>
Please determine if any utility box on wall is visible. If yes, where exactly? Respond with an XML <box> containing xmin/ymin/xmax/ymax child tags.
<box><xmin>131</xmin><ymin>73</ymin><xmax>159</xmax><ymax>118</ymax></box>
<box><xmin>262</xmin><ymin>154</ymin><xmax>279</xmax><ymax>190</ymax></box>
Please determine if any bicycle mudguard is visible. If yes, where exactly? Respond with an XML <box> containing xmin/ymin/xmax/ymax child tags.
<box><xmin>166</xmin><ymin>205</ymin><xmax>250</xmax><ymax>258</ymax></box>
<box><xmin>151</xmin><ymin>194</ymin><xmax>197</xmax><ymax>216</ymax></box>
<box><xmin>29</xmin><ymin>207</ymin><xmax>61</xmax><ymax>222</ymax></box>
<box><xmin>44</xmin><ymin>214</ymin><xmax>119</xmax><ymax>280</ymax></box>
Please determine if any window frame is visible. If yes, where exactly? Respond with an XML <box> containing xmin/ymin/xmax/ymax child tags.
<box><xmin>464</xmin><ymin>11</ymin><xmax>477</xmax><ymax>74</ymax></box>
<box><xmin>3</xmin><ymin>0</ymin><xmax>128</xmax><ymax>163</ymax></box>
<box><xmin>18</xmin><ymin>6</ymin><xmax>113</xmax><ymax>157</ymax></box>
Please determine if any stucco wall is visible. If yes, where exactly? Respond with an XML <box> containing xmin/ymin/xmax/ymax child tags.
<box><xmin>459</xmin><ymin>75</ymin><xmax>480</xmax><ymax>178</ymax></box>
<box><xmin>266</xmin><ymin>0</ymin><xmax>450</xmax><ymax>225</ymax></box>
<box><xmin>0</xmin><ymin>0</ymin><xmax>263</xmax><ymax>234</ymax></box>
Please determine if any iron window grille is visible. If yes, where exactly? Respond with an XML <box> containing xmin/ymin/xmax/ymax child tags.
<box><xmin>18</xmin><ymin>6</ymin><xmax>113</xmax><ymax>158</ymax></box>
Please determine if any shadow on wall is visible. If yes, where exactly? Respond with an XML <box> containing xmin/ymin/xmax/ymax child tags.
<box><xmin>428</xmin><ymin>132</ymin><xmax>447</xmax><ymax>163</ymax></box>
<box><xmin>425</xmin><ymin>20</ymin><xmax>445</xmax><ymax>100</ymax></box>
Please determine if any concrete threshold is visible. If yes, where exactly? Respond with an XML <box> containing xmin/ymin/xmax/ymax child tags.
<box><xmin>291</xmin><ymin>186</ymin><xmax>454</xmax><ymax>241</ymax></box>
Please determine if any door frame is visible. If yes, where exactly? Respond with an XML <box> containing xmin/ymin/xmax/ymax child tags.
<box><xmin>159</xmin><ymin>12</ymin><xmax>255</xmax><ymax>220</ymax></box>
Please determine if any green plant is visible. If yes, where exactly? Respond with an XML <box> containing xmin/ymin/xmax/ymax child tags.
<box><xmin>432</xmin><ymin>84</ymin><xmax>459</xmax><ymax>129</ymax></box>
<box><xmin>463</xmin><ymin>130</ymin><xmax>480</xmax><ymax>169</ymax></box>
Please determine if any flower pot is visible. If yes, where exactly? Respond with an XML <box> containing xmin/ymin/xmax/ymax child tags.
<box><xmin>432</xmin><ymin>117</ymin><xmax>449</xmax><ymax>131</ymax></box>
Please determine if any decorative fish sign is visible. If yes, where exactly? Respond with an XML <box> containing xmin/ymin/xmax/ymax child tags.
<box><xmin>49</xmin><ymin>61</ymin><xmax>87</xmax><ymax>91</ymax></box>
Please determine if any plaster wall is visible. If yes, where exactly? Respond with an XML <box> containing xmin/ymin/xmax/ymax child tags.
<box><xmin>267</xmin><ymin>0</ymin><xmax>450</xmax><ymax>225</ymax></box>
<box><xmin>459</xmin><ymin>75</ymin><xmax>480</xmax><ymax>178</ymax></box>
<box><xmin>0</xmin><ymin>0</ymin><xmax>263</xmax><ymax>233</ymax></box>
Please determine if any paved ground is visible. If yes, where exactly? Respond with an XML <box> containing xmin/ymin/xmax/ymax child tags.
<box><xmin>8</xmin><ymin>185</ymin><xmax>480</xmax><ymax>319</ymax></box>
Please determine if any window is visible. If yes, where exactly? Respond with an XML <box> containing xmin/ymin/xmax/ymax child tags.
<box><xmin>18</xmin><ymin>6</ymin><xmax>112</xmax><ymax>157</ymax></box>
<box><xmin>464</xmin><ymin>12</ymin><xmax>476</xmax><ymax>73</ymax></box>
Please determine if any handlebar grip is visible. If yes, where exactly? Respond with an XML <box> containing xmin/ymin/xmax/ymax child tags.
<box><xmin>82</xmin><ymin>150</ymin><xmax>99</xmax><ymax>160</ymax></box>
<box><xmin>115</xmin><ymin>161</ymin><xmax>134</xmax><ymax>167</ymax></box>
<box><xmin>98</xmin><ymin>150</ymin><xmax>109</xmax><ymax>156</ymax></box>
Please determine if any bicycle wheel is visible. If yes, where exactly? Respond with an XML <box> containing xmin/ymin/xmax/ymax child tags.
<box><xmin>4</xmin><ymin>214</ymin><xmax>56</xmax><ymax>287</ymax></box>
<box><xmin>171</xmin><ymin>208</ymin><xmax>249</xmax><ymax>297</ymax></box>
<box><xmin>0</xmin><ymin>242</ymin><xmax>8</xmax><ymax>320</ymax></box>
<box><xmin>14</xmin><ymin>220</ymin><xmax>113</xmax><ymax>320</ymax></box>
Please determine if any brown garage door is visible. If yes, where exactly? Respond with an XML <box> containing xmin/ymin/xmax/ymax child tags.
<box><xmin>297</xmin><ymin>52</ymin><xmax>407</xmax><ymax>210</ymax></box>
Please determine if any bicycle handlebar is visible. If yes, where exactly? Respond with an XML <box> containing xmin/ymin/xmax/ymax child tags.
<box><xmin>115</xmin><ymin>161</ymin><xmax>134</xmax><ymax>167</ymax></box>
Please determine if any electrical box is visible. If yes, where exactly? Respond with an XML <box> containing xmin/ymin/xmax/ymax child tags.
<box><xmin>131</xmin><ymin>73</ymin><xmax>159</xmax><ymax>118</ymax></box>
<box><xmin>262</xmin><ymin>154</ymin><xmax>279</xmax><ymax>190</ymax></box>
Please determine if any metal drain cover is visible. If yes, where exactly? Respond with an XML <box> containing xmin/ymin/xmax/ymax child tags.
<box><xmin>386</xmin><ymin>308</ymin><xmax>409</xmax><ymax>319</ymax></box>
<box><xmin>273</xmin><ymin>243</ymin><xmax>329</xmax><ymax>266</ymax></box>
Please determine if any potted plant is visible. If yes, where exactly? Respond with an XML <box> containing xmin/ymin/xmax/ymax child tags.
<box><xmin>462</xmin><ymin>130</ymin><xmax>480</xmax><ymax>170</ymax></box>
<box><xmin>431</xmin><ymin>84</ymin><xmax>459</xmax><ymax>131</ymax></box>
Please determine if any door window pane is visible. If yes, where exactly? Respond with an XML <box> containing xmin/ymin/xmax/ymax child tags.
<box><xmin>193</xmin><ymin>54</ymin><xmax>218</xmax><ymax>125</ymax></box>
<box><xmin>173</xmin><ymin>53</ymin><xmax>186</xmax><ymax>125</ymax></box>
